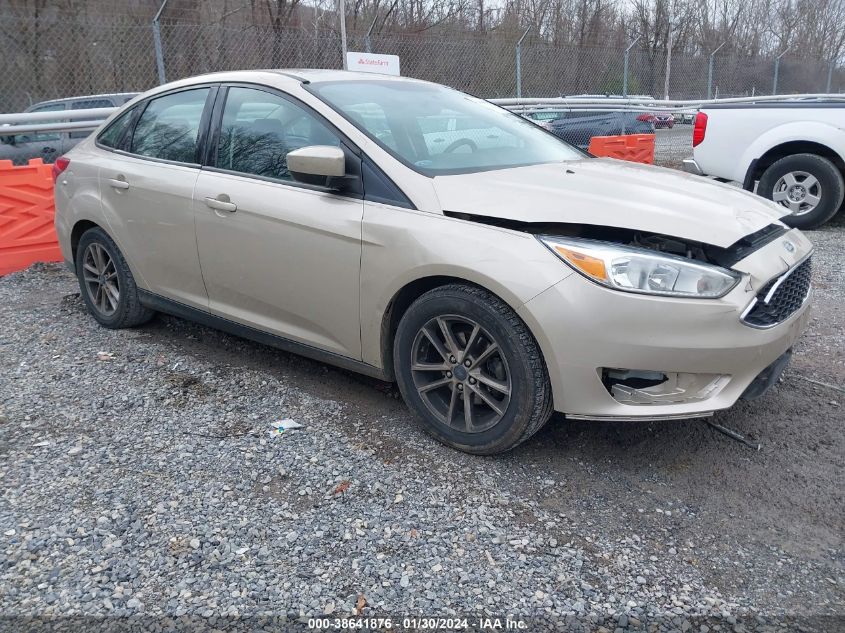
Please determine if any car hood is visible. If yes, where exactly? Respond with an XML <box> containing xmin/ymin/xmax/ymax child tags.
<box><xmin>432</xmin><ymin>158</ymin><xmax>786</xmax><ymax>248</ymax></box>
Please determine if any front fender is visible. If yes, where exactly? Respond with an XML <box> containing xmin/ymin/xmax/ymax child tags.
<box><xmin>359</xmin><ymin>203</ymin><xmax>572</xmax><ymax>371</ymax></box>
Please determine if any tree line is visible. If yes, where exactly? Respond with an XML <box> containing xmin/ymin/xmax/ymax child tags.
<box><xmin>2</xmin><ymin>0</ymin><xmax>843</xmax><ymax>63</ymax></box>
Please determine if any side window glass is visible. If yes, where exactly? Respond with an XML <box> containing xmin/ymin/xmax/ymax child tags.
<box><xmin>131</xmin><ymin>88</ymin><xmax>209</xmax><ymax>163</ymax></box>
<box><xmin>70</xmin><ymin>99</ymin><xmax>116</xmax><ymax>139</ymax></box>
<box><xmin>97</xmin><ymin>107</ymin><xmax>136</xmax><ymax>149</ymax></box>
<box><xmin>216</xmin><ymin>87</ymin><xmax>340</xmax><ymax>181</ymax></box>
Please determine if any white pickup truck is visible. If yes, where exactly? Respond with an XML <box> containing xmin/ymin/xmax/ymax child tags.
<box><xmin>685</xmin><ymin>101</ymin><xmax>845</xmax><ymax>229</ymax></box>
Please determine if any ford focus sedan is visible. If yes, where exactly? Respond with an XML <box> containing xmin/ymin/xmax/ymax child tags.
<box><xmin>53</xmin><ymin>70</ymin><xmax>812</xmax><ymax>454</ymax></box>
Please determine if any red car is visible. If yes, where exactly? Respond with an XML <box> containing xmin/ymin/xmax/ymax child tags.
<box><xmin>653</xmin><ymin>113</ymin><xmax>675</xmax><ymax>129</ymax></box>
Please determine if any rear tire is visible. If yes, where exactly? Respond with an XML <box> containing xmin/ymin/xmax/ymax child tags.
<box><xmin>757</xmin><ymin>153</ymin><xmax>844</xmax><ymax>229</ymax></box>
<box><xmin>393</xmin><ymin>284</ymin><xmax>553</xmax><ymax>455</ymax></box>
<box><xmin>76</xmin><ymin>227</ymin><xmax>154</xmax><ymax>329</ymax></box>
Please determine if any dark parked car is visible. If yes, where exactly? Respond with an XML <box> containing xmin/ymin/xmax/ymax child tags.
<box><xmin>0</xmin><ymin>93</ymin><xmax>138</xmax><ymax>165</ymax></box>
<box><xmin>524</xmin><ymin>109</ymin><xmax>654</xmax><ymax>149</ymax></box>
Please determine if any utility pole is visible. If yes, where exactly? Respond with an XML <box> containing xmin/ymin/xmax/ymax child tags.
<box><xmin>339</xmin><ymin>0</ymin><xmax>348</xmax><ymax>70</ymax></box>
<box><xmin>623</xmin><ymin>35</ymin><xmax>641</xmax><ymax>98</ymax></box>
<box><xmin>773</xmin><ymin>47</ymin><xmax>790</xmax><ymax>94</ymax></box>
<box><xmin>515</xmin><ymin>27</ymin><xmax>531</xmax><ymax>99</ymax></box>
<box><xmin>663</xmin><ymin>1</ymin><xmax>674</xmax><ymax>100</ymax></box>
<box><xmin>707</xmin><ymin>42</ymin><xmax>725</xmax><ymax>100</ymax></box>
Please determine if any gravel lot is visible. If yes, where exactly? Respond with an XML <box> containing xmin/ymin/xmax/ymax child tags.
<box><xmin>654</xmin><ymin>126</ymin><xmax>693</xmax><ymax>168</ymax></box>
<box><xmin>1</xmin><ymin>217</ymin><xmax>842</xmax><ymax>633</ymax></box>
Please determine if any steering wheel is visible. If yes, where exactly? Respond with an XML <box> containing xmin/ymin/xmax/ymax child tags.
<box><xmin>444</xmin><ymin>138</ymin><xmax>478</xmax><ymax>153</ymax></box>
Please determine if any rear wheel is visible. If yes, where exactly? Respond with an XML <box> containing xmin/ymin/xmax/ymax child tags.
<box><xmin>757</xmin><ymin>153</ymin><xmax>844</xmax><ymax>229</ymax></box>
<box><xmin>393</xmin><ymin>284</ymin><xmax>552</xmax><ymax>455</ymax></box>
<box><xmin>76</xmin><ymin>227</ymin><xmax>154</xmax><ymax>329</ymax></box>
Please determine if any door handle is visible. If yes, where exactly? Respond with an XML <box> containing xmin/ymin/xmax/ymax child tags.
<box><xmin>204</xmin><ymin>196</ymin><xmax>237</xmax><ymax>213</ymax></box>
<box><xmin>107</xmin><ymin>178</ymin><xmax>129</xmax><ymax>190</ymax></box>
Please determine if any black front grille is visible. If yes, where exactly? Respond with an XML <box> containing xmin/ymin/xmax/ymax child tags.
<box><xmin>742</xmin><ymin>257</ymin><xmax>812</xmax><ymax>328</ymax></box>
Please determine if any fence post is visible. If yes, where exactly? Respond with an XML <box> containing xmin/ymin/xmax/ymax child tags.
<box><xmin>623</xmin><ymin>35</ymin><xmax>641</xmax><ymax>98</ymax></box>
<box><xmin>773</xmin><ymin>47</ymin><xmax>790</xmax><ymax>94</ymax></box>
<box><xmin>515</xmin><ymin>27</ymin><xmax>531</xmax><ymax>99</ymax></box>
<box><xmin>827</xmin><ymin>60</ymin><xmax>835</xmax><ymax>93</ymax></box>
<box><xmin>152</xmin><ymin>0</ymin><xmax>169</xmax><ymax>85</ymax></box>
<box><xmin>663</xmin><ymin>2</ymin><xmax>674</xmax><ymax>99</ymax></box>
<box><xmin>707</xmin><ymin>42</ymin><xmax>725</xmax><ymax>100</ymax></box>
<box><xmin>339</xmin><ymin>0</ymin><xmax>348</xmax><ymax>69</ymax></box>
<box><xmin>364</xmin><ymin>15</ymin><xmax>378</xmax><ymax>54</ymax></box>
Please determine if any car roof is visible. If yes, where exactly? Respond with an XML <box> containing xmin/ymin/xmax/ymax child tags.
<box><xmin>273</xmin><ymin>69</ymin><xmax>425</xmax><ymax>84</ymax></box>
<box><xmin>103</xmin><ymin>69</ymin><xmax>437</xmax><ymax>111</ymax></box>
<box><xmin>156</xmin><ymin>69</ymin><xmax>431</xmax><ymax>89</ymax></box>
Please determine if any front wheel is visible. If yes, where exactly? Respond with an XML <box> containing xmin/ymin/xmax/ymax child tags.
<box><xmin>757</xmin><ymin>153</ymin><xmax>844</xmax><ymax>229</ymax></box>
<box><xmin>393</xmin><ymin>284</ymin><xmax>553</xmax><ymax>455</ymax></box>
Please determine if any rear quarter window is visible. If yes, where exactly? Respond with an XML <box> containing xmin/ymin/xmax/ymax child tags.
<box><xmin>97</xmin><ymin>107</ymin><xmax>137</xmax><ymax>149</ymax></box>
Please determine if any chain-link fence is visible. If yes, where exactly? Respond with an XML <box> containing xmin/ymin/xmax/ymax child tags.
<box><xmin>1</xmin><ymin>14</ymin><xmax>843</xmax><ymax>169</ymax></box>
<box><xmin>2</xmin><ymin>15</ymin><xmax>843</xmax><ymax>114</ymax></box>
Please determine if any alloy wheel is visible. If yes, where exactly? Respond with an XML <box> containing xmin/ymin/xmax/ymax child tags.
<box><xmin>410</xmin><ymin>315</ymin><xmax>511</xmax><ymax>433</ymax></box>
<box><xmin>82</xmin><ymin>242</ymin><xmax>120</xmax><ymax>316</ymax></box>
<box><xmin>772</xmin><ymin>170</ymin><xmax>822</xmax><ymax>216</ymax></box>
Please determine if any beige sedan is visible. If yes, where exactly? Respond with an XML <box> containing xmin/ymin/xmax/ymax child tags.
<box><xmin>53</xmin><ymin>70</ymin><xmax>812</xmax><ymax>454</ymax></box>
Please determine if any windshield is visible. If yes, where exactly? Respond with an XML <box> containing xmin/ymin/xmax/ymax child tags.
<box><xmin>309</xmin><ymin>80</ymin><xmax>584</xmax><ymax>176</ymax></box>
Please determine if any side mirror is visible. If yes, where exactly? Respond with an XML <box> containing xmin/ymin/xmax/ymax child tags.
<box><xmin>287</xmin><ymin>145</ymin><xmax>346</xmax><ymax>188</ymax></box>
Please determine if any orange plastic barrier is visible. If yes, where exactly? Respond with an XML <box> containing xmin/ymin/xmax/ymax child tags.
<box><xmin>588</xmin><ymin>133</ymin><xmax>655</xmax><ymax>164</ymax></box>
<box><xmin>0</xmin><ymin>158</ymin><xmax>62</xmax><ymax>276</ymax></box>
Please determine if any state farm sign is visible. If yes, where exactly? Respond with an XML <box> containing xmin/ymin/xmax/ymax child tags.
<box><xmin>346</xmin><ymin>52</ymin><xmax>401</xmax><ymax>76</ymax></box>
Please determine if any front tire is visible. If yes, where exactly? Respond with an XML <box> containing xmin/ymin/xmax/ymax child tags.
<box><xmin>393</xmin><ymin>284</ymin><xmax>553</xmax><ymax>455</ymax></box>
<box><xmin>76</xmin><ymin>227</ymin><xmax>154</xmax><ymax>329</ymax></box>
<box><xmin>757</xmin><ymin>153</ymin><xmax>844</xmax><ymax>229</ymax></box>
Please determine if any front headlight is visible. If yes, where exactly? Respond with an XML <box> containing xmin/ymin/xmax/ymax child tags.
<box><xmin>539</xmin><ymin>235</ymin><xmax>740</xmax><ymax>298</ymax></box>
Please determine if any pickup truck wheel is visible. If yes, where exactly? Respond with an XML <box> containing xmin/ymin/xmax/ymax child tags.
<box><xmin>758</xmin><ymin>153</ymin><xmax>844</xmax><ymax>229</ymax></box>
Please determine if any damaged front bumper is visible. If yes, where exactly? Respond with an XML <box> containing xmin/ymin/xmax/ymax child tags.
<box><xmin>517</xmin><ymin>233</ymin><xmax>812</xmax><ymax>422</ymax></box>
<box><xmin>740</xmin><ymin>349</ymin><xmax>793</xmax><ymax>400</ymax></box>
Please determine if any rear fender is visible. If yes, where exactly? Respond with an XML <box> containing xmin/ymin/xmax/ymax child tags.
<box><xmin>739</xmin><ymin>121</ymin><xmax>845</xmax><ymax>184</ymax></box>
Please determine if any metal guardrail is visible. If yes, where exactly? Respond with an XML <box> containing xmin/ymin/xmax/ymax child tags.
<box><xmin>1</xmin><ymin>93</ymin><xmax>843</xmax><ymax>137</ymax></box>
<box><xmin>491</xmin><ymin>93</ymin><xmax>845</xmax><ymax>114</ymax></box>
<box><xmin>0</xmin><ymin>107</ymin><xmax>117</xmax><ymax>136</ymax></box>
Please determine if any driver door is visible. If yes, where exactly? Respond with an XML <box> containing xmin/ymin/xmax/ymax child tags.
<box><xmin>193</xmin><ymin>85</ymin><xmax>364</xmax><ymax>359</ymax></box>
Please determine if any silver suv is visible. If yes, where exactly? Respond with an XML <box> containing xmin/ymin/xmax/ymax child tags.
<box><xmin>0</xmin><ymin>93</ymin><xmax>138</xmax><ymax>165</ymax></box>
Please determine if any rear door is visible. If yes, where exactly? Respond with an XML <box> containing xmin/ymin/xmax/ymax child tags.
<box><xmin>193</xmin><ymin>85</ymin><xmax>364</xmax><ymax>359</ymax></box>
<box><xmin>96</xmin><ymin>86</ymin><xmax>215</xmax><ymax>308</ymax></box>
